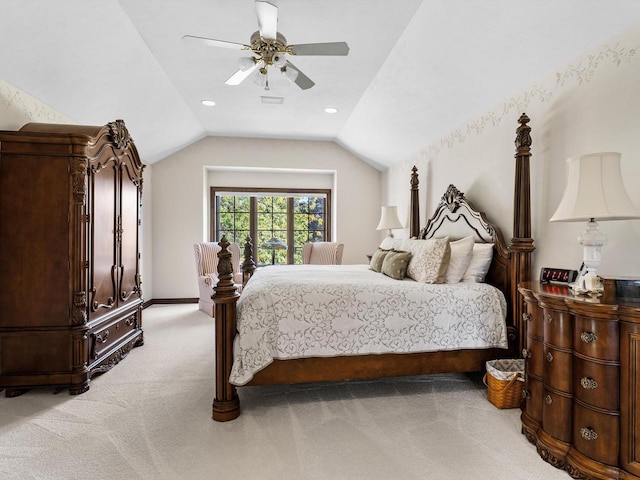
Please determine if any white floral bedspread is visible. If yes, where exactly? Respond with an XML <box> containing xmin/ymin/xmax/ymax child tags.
<box><xmin>230</xmin><ymin>265</ymin><xmax>508</xmax><ymax>386</ymax></box>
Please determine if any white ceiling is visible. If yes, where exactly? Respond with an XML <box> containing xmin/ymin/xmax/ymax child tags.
<box><xmin>3</xmin><ymin>0</ymin><xmax>640</xmax><ymax>169</ymax></box>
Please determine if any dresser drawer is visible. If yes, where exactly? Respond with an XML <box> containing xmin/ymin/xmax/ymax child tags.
<box><xmin>543</xmin><ymin>308</ymin><xmax>572</xmax><ymax>348</ymax></box>
<box><xmin>544</xmin><ymin>344</ymin><xmax>572</xmax><ymax>393</ymax></box>
<box><xmin>524</xmin><ymin>375</ymin><xmax>544</xmax><ymax>423</ymax></box>
<box><xmin>542</xmin><ymin>388</ymin><xmax>573</xmax><ymax>443</ymax></box>
<box><xmin>573</xmin><ymin>358</ymin><xmax>619</xmax><ymax>411</ymax></box>
<box><xmin>525</xmin><ymin>303</ymin><xmax>544</xmax><ymax>339</ymax></box>
<box><xmin>525</xmin><ymin>335</ymin><xmax>544</xmax><ymax>378</ymax></box>
<box><xmin>573</xmin><ymin>401</ymin><xmax>619</xmax><ymax>467</ymax></box>
<box><xmin>573</xmin><ymin>315</ymin><xmax>619</xmax><ymax>362</ymax></box>
<box><xmin>89</xmin><ymin>311</ymin><xmax>139</xmax><ymax>361</ymax></box>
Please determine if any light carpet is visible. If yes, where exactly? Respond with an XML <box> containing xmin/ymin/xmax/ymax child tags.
<box><xmin>0</xmin><ymin>304</ymin><xmax>567</xmax><ymax>480</ymax></box>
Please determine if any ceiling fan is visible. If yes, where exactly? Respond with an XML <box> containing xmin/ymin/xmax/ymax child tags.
<box><xmin>182</xmin><ymin>0</ymin><xmax>349</xmax><ymax>91</ymax></box>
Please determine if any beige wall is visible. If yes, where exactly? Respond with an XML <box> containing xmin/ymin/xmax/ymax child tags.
<box><xmin>151</xmin><ymin>136</ymin><xmax>381</xmax><ymax>299</ymax></box>
<box><xmin>384</xmin><ymin>24</ymin><xmax>640</xmax><ymax>281</ymax></box>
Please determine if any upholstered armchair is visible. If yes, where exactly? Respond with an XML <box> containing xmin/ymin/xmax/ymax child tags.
<box><xmin>302</xmin><ymin>242</ymin><xmax>344</xmax><ymax>265</ymax></box>
<box><xmin>194</xmin><ymin>242</ymin><xmax>243</xmax><ymax>316</ymax></box>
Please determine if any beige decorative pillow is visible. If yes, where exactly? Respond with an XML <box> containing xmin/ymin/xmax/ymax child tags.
<box><xmin>369</xmin><ymin>248</ymin><xmax>390</xmax><ymax>272</ymax></box>
<box><xmin>398</xmin><ymin>237</ymin><xmax>450</xmax><ymax>283</ymax></box>
<box><xmin>381</xmin><ymin>250</ymin><xmax>412</xmax><ymax>280</ymax></box>
<box><xmin>445</xmin><ymin>235</ymin><xmax>476</xmax><ymax>283</ymax></box>
<box><xmin>462</xmin><ymin>243</ymin><xmax>494</xmax><ymax>283</ymax></box>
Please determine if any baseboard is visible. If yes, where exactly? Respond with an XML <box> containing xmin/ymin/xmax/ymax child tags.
<box><xmin>142</xmin><ymin>298</ymin><xmax>198</xmax><ymax>309</ymax></box>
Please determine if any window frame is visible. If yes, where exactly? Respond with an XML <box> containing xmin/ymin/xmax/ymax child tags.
<box><xmin>210</xmin><ymin>186</ymin><xmax>332</xmax><ymax>264</ymax></box>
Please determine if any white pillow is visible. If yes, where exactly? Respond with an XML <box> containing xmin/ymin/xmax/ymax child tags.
<box><xmin>379</xmin><ymin>237</ymin><xmax>401</xmax><ymax>251</ymax></box>
<box><xmin>398</xmin><ymin>237</ymin><xmax>450</xmax><ymax>283</ymax></box>
<box><xmin>445</xmin><ymin>235</ymin><xmax>475</xmax><ymax>283</ymax></box>
<box><xmin>461</xmin><ymin>243</ymin><xmax>494</xmax><ymax>283</ymax></box>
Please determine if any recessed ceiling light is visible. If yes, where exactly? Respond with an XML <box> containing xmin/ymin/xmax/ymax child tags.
<box><xmin>325</xmin><ymin>107</ymin><xmax>338</xmax><ymax>114</ymax></box>
<box><xmin>201</xmin><ymin>100</ymin><xmax>216</xmax><ymax>107</ymax></box>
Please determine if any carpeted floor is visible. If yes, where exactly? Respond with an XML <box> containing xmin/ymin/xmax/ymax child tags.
<box><xmin>0</xmin><ymin>304</ymin><xmax>568</xmax><ymax>480</ymax></box>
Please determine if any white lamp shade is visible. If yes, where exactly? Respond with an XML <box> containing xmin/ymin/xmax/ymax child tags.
<box><xmin>550</xmin><ymin>152</ymin><xmax>640</xmax><ymax>222</ymax></box>
<box><xmin>376</xmin><ymin>206</ymin><xmax>403</xmax><ymax>230</ymax></box>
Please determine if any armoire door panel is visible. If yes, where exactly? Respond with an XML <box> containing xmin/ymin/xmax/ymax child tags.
<box><xmin>118</xmin><ymin>168</ymin><xmax>140</xmax><ymax>307</ymax></box>
<box><xmin>89</xmin><ymin>165</ymin><xmax>118</xmax><ymax>319</ymax></box>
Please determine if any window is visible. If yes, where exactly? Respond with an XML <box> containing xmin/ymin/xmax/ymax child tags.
<box><xmin>211</xmin><ymin>187</ymin><xmax>331</xmax><ymax>265</ymax></box>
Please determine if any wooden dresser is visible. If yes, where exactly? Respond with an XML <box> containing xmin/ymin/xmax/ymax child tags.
<box><xmin>519</xmin><ymin>281</ymin><xmax>640</xmax><ymax>480</ymax></box>
<box><xmin>0</xmin><ymin>120</ymin><xmax>144</xmax><ymax>396</ymax></box>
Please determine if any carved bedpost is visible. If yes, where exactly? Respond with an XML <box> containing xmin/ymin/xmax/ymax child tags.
<box><xmin>510</xmin><ymin>113</ymin><xmax>536</xmax><ymax>354</ymax></box>
<box><xmin>410</xmin><ymin>165</ymin><xmax>420</xmax><ymax>238</ymax></box>
<box><xmin>212</xmin><ymin>235</ymin><xmax>241</xmax><ymax>421</ymax></box>
<box><xmin>241</xmin><ymin>235</ymin><xmax>256</xmax><ymax>286</ymax></box>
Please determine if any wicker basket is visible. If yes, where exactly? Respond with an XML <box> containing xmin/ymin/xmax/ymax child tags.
<box><xmin>483</xmin><ymin>359</ymin><xmax>525</xmax><ymax>409</ymax></box>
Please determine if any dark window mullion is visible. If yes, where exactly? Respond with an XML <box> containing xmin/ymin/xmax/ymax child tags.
<box><xmin>287</xmin><ymin>197</ymin><xmax>294</xmax><ymax>264</ymax></box>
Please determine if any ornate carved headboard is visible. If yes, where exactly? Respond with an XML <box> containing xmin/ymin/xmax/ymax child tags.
<box><xmin>419</xmin><ymin>184</ymin><xmax>516</xmax><ymax>347</ymax></box>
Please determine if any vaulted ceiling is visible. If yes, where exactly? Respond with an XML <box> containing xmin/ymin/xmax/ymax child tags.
<box><xmin>3</xmin><ymin>1</ymin><xmax>640</xmax><ymax>169</ymax></box>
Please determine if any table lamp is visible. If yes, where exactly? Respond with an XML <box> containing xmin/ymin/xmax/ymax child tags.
<box><xmin>550</xmin><ymin>152</ymin><xmax>640</xmax><ymax>294</ymax></box>
<box><xmin>376</xmin><ymin>206</ymin><xmax>403</xmax><ymax>238</ymax></box>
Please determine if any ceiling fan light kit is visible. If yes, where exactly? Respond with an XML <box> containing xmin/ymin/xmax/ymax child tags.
<box><xmin>183</xmin><ymin>0</ymin><xmax>349</xmax><ymax>91</ymax></box>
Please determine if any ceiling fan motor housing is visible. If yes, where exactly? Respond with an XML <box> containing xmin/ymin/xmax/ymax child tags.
<box><xmin>249</xmin><ymin>31</ymin><xmax>291</xmax><ymax>66</ymax></box>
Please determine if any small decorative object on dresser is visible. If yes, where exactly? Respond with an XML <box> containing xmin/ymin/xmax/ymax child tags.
<box><xmin>519</xmin><ymin>280</ymin><xmax>640</xmax><ymax>480</ymax></box>
<box><xmin>0</xmin><ymin>121</ymin><xmax>145</xmax><ymax>396</ymax></box>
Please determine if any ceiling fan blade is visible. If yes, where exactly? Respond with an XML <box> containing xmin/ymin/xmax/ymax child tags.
<box><xmin>285</xmin><ymin>61</ymin><xmax>315</xmax><ymax>90</ymax></box>
<box><xmin>182</xmin><ymin>35</ymin><xmax>250</xmax><ymax>50</ymax></box>
<box><xmin>225</xmin><ymin>63</ymin><xmax>260</xmax><ymax>86</ymax></box>
<box><xmin>289</xmin><ymin>42</ymin><xmax>349</xmax><ymax>56</ymax></box>
<box><xmin>255</xmin><ymin>1</ymin><xmax>278</xmax><ymax>40</ymax></box>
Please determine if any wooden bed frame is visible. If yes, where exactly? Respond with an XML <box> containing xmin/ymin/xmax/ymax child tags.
<box><xmin>211</xmin><ymin>113</ymin><xmax>534</xmax><ymax>422</ymax></box>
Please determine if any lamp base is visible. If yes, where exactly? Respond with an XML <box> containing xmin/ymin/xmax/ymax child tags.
<box><xmin>571</xmin><ymin>271</ymin><xmax>603</xmax><ymax>296</ymax></box>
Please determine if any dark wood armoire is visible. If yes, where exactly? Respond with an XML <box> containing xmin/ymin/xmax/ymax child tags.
<box><xmin>0</xmin><ymin>120</ymin><xmax>144</xmax><ymax>396</ymax></box>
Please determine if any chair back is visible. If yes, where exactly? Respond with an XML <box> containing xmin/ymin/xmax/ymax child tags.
<box><xmin>302</xmin><ymin>242</ymin><xmax>344</xmax><ymax>265</ymax></box>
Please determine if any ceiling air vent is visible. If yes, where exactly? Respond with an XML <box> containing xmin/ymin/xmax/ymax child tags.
<box><xmin>260</xmin><ymin>96</ymin><xmax>284</xmax><ymax>105</ymax></box>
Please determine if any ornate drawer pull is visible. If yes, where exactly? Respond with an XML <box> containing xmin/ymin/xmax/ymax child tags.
<box><xmin>546</xmin><ymin>351</ymin><xmax>554</xmax><ymax>362</ymax></box>
<box><xmin>580</xmin><ymin>427</ymin><xmax>598</xmax><ymax>441</ymax></box>
<box><xmin>545</xmin><ymin>313</ymin><xmax>552</xmax><ymax>324</ymax></box>
<box><xmin>125</xmin><ymin>316</ymin><xmax>135</xmax><ymax>326</ymax></box>
<box><xmin>545</xmin><ymin>394</ymin><xmax>553</xmax><ymax>405</ymax></box>
<box><xmin>522</xmin><ymin>348</ymin><xmax>531</xmax><ymax>359</ymax></box>
<box><xmin>522</xmin><ymin>312</ymin><xmax>532</xmax><ymax>322</ymax></box>
<box><xmin>96</xmin><ymin>330</ymin><xmax>110</xmax><ymax>344</ymax></box>
<box><xmin>581</xmin><ymin>377</ymin><xmax>598</xmax><ymax>390</ymax></box>
<box><xmin>581</xmin><ymin>332</ymin><xmax>598</xmax><ymax>344</ymax></box>
<box><xmin>522</xmin><ymin>389</ymin><xmax>531</xmax><ymax>400</ymax></box>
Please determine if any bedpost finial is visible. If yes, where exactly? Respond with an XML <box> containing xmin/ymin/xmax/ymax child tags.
<box><xmin>217</xmin><ymin>235</ymin><xmax>233</xmax><ymax>277</ymax></box>
<box><xmin>515</xmin><ymin>112</ymin><xmax>532</xmax><ymax>151</ymax></box>
<box><xmin>241</xmin><ymin>235</ymin><xmax>257</xmax><ymax>284</ymax></box>
<box><xmin>410</xmin><ymin>165</ymin><xmax>419</xmax><ymax>189</ymax></box>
